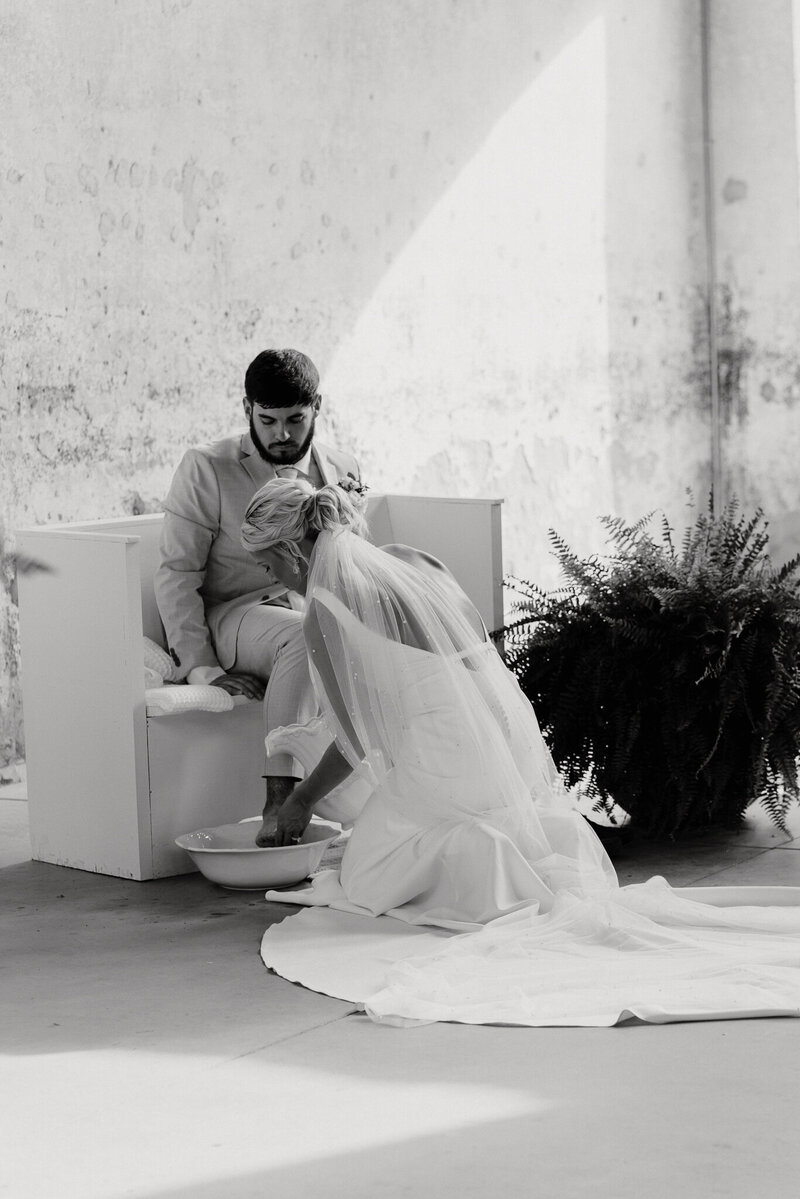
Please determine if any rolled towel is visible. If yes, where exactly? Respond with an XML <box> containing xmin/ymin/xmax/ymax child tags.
<box><xmin>145</xmin><ymin>685</ymin><xmax>235</xmax><ymax>716</ymax></box>
<box><xmin>143</xmin><ymin>636</ymin><xmax>178</xmax><ymax>682</ymax></box>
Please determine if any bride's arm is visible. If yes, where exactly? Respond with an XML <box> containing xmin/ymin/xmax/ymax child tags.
<box><xmin>272</xmin><ymin>739</ymin><xmax>355</xmax><ymax>846</ymax></box>
<box><xmin>287</xmin><ymin>741</ymin><xmax>353</xmax><ymax>809</ymax></box>
<box><xmin>271</xmin><ymin>604</ymin><xmax>359</xmax><ymax>846</ymax></box>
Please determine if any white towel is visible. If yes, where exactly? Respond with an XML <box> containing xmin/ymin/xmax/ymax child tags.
<box><xmin>142</xmin><ymin>636</ymin><xmax>177</xmax><ymax>683</ymax></box>
<box><xmin>145</xmin><ymin>685</ymin><xmax>235</xmax><ymax>717</ymax></box>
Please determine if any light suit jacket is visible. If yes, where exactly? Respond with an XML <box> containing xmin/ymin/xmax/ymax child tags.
<box><xmin>154</xmin><ymin>431</ymin><xmax>360</xmax><ymax>679</ymax></box>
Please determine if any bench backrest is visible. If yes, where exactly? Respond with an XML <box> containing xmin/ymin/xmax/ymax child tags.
<box><xmin>20</xmin><ymin>495</ymin><xmax>504</xmax><ymax>645</ymax></box>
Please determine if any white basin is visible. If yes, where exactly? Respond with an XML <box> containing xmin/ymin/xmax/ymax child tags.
<box><xmin>175</xmin><ymin>819</ymin><xmax>340</xmax><ymax>890</ymax></box>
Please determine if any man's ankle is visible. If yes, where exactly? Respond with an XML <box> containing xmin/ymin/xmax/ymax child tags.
<box><xmin>264</xmin><ymin>775</ymin><xmax>300</xmax><ymax>810</ymax></box>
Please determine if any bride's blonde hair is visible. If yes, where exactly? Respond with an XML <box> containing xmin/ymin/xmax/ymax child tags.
<box><xmin>241</xmin><ymin>478</ymin><xmax>368</xmax><ymax>561</ymax></box>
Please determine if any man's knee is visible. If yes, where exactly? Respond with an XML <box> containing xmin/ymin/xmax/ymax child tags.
<box><xmin>233</xmin><ymin>605</ymin><xmax>305</xmax><ymax>677</ymax></box>
<box><xmin>273</xmin><ymin>621</ymin><xmax>310</xmax><ymax>670</ymax></box>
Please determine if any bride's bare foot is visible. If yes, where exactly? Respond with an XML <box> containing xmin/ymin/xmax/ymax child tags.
<box><xmin>255</xmin><ymin>776</ymin><xmax>299</xmax><ymax>847</ymax></box>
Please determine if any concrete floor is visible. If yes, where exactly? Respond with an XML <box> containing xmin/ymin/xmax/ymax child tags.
<box><xmin>3</xmin><ymin>787</ymin><xmax>800</xmax><ymax>1199</ymax></box>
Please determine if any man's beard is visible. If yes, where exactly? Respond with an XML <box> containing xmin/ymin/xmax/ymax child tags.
<box><xmin>249</xmin><ymin>411</ymin><xmax>316</xmax><ymax>466</ymax></box>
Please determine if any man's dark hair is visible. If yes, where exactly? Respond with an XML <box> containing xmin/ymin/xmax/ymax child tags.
<box><xmin>244</xmin><ymin>349</ymin><xmax>320</xmax><ymax>408</ymax></box>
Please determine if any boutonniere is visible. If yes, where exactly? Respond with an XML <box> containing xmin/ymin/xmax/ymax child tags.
<box><xmin>337</xmin><ymin>474</ymin><xmax>369</xmax><ymax>500</ymax></box>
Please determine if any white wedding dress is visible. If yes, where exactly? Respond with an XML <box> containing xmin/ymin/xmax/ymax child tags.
<box><xmin>260</xmin><ymin>529</ymin><xmax>800</xmax><ymax>1027</ymax></box>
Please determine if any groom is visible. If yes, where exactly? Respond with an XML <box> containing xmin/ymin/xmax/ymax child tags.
<box><xmin>154</xmin><ymin>348</ymin><xmax>361</xmax><ymax>838</ymax></box>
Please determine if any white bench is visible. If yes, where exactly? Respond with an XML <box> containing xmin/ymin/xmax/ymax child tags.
<box><xmin>17</xmin><ymin>495</ymin><xmax>503</xmax><ymax>879</ymax></box>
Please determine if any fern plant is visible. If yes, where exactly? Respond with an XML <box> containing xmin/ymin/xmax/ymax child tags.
<box><xmin>501</xmin><ymin>498</ymin><xmax>800</xmax><ymax>838</ymax></box>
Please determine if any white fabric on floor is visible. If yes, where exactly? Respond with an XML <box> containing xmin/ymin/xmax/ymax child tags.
<box><xmin>261</xmin><ymin>879</ymin><xmax>800</xmax><ymax>1027</ymax></box>
<box><xmin>261</xmin><ymin>907</ymin><xmax>449</xmax><ymax>1003</ymax></box>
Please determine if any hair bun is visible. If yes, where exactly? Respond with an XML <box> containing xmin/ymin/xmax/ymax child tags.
<box><xmin>308</xmin><ymin>484</ymin><xmax>369</xmax><ymax>538</ymax></box>
<box><xmin>241</xmin><ymin>476</ymin><xmax>369</xmax><ymax>553</ymax></box>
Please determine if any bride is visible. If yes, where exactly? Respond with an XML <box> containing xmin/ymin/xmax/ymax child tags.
<box><xmin>240</xmin><ymin>478</ymin><xmax>800</xmax><ymax>1027</ymax></box>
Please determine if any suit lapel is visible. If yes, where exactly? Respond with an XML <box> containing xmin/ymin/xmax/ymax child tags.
<box><xmin>313</xmin><ymin>443</ymin><xmax>339</xmax><ymax>486</ymax></box>
<box><xmin>239</xmin><ymin>431</ymin><xmax>275</xmax><ymax>492</ymax></box>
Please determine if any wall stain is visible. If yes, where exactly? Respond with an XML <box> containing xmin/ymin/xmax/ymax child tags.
<box><xmin>121</xmin><ymin>490</ymin><xmax>163</xmax><ymax>515</ymax></box>
<box><xmin>178</xmin><ymin>158</ymin><xmax>220</xmax><ymax>237</ymax></box>
<box><xmin>716</xmin><ymin>284</ymin><xmax>754</xmax><ymax>426</ymax></box>
<box><xmin>722</xmin><ymin>178</ymin><xmax>748</xmax><ymax>204</ymax></box>
<box><xmin>98</xmin><ymin>210</ymin><xmax>116</xmax><ymax>241</ymax></box>
<box><xmin>78</xmin><ymin>164</ymin><xmax>99</xmax><ymax>196</ymax></box>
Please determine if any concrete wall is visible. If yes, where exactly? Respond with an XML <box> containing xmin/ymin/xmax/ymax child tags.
<box><xmin>0</xmin><ymin>0</ymin><xmax>787</xmax><ymax>763</ymax></box>
<box><xmin>709</xmin><ymin>0</ymin><xmax>800</xmax><ymax>564</ymax></box>
<box><xmin>325</xmin><ymin>0</ymin><xmax>711</xmax><ymax>576</ymax></box>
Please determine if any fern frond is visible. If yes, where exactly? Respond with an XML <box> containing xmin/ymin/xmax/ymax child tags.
<box><xmin>498</xmin><ymin>495</ymin><xmax>800</xmax><ymax>838</ymax></box>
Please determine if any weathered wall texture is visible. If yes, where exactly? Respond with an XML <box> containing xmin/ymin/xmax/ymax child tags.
<box><xmin>709</xmin><ymin>0</ymin><xmax>800</xmax><ymax>565</ymax></box>
<box><xmin>1</xmin><ymin>0</ymin><xmax>784</xmax><ymax>763</ymax></box>
<box><xmin>325</xmin><ymin>0</ymin><xmax>711</xmax><ymax>581</ymax></box>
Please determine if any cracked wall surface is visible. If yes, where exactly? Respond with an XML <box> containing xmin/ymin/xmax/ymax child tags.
<box><xmin>2</xmin><ymin>0</ymin><xmax>796</xmax><ymax>763</ymax></box>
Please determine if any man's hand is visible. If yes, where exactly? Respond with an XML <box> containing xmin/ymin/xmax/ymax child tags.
<box><xmin>209</xmin><ymin>672</ymin><xmax>265</xmax><ymax>701</ymax></box>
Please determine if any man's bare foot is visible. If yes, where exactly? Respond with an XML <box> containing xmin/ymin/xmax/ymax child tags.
<box><xmin>255</xmin><ymin>776</ymin><xmax>299</xmax><ymax>847</ymax></box>
<box><xmin>255</xmin><ymin>812</ymin><xmax>278</xmax><ymax>847</ymax></box>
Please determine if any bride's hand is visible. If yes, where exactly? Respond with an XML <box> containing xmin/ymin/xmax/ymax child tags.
<box><xmin>274</xmin><ymin>789</ymin><xmax>315</xmax><ymax>847</ymax></box>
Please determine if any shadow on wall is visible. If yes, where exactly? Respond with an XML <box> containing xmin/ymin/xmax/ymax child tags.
<box><xmin>322</xmin><ymin>3</ymin><xmax>616</xmax><ymax>587</ymax></box>
<box><xmin>322</xmin><ymin>1</ymin><xmax>712</xmax><ymax>585</ymax></box>
<box><xmin>307</xmin><ymin>0</ymin><xmax>608</xmax><ymax>365</ymax></box>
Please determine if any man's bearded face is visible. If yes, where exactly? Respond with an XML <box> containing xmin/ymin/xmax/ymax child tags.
<box><xmin>247</xmin><ymin>401</ymin><xmax>318</xmax><ymax>466</ymax></box>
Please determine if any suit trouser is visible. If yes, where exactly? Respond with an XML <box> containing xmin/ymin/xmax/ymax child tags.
<box><xmin>231</xmin><ymin>603</ymin><xmax>317</xmax><ymax>778</ymax></box>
